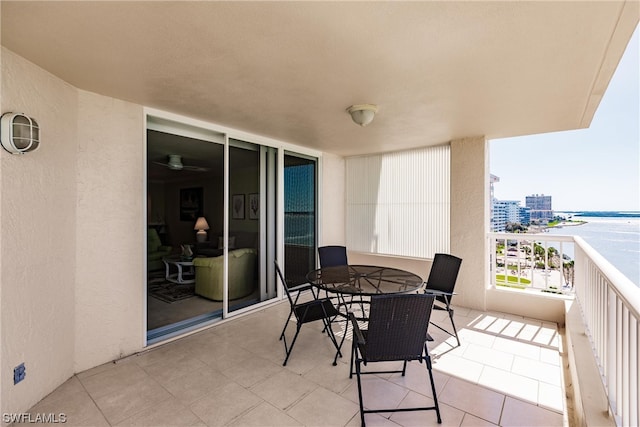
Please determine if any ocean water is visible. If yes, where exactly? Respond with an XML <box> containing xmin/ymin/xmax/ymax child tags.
<box><xmin>285</xmin><ymin>212</ymin><xmax>314</xmax><ymax>245</ymax></box>
<box><xmin>546</xmin><ymin>216</ymin><xmax>640</xmax><ymax>286</ymax></box>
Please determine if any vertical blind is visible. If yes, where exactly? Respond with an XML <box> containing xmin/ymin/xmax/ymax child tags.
<box><xmin>346</xmin><ymin>145</ymin><xmax>450</xmax><ymax>258</ymax></box>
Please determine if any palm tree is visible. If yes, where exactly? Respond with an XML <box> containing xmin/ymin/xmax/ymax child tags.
<box><xmin>563</xmin><ymin>260</ymin><xmax>575</xmax><ymax>288</ymax></box>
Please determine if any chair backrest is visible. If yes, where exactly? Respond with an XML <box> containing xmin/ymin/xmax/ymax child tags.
<box><xmin>363</xmin><ymin>294</ymin><xmax>435</xmax><ymax>362</ymax></box>
<box><xmin>425</xmin><ymin>253</ymin><xmax>462</xmax><ymax>298</ymax></box>
<box><xmin>274</xmin><ymin>260</ymin><xmax>296</xmax><ymax>308</ymax></box>
<box><xmin>318</xmin><ymin>245</ymin><xmax>348</xmax><ymax>268</ymax></box>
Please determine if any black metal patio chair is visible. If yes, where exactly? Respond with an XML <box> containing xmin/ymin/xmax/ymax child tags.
<box><xmin>318</xmin><ymin>245</ymin><xmax>348</xmax><ymax>268</ymax></box>
<box><xmin>318</xmin><ymin>245</ymin><xmax>366</xmax><ymax>318</ymax></box>
<box><xmin>275</xmin><ymin>260</ymin><xmax>341</xmax><ymax>366</ymax></box>
<box><xmin>318</xmin><ymin>244</ymin><xmax>351</xmax><ymax>305</ymax></box>
<box><xmin>424</xmin><ymin>253</ymin><xmax>463</xmax><ymax>347</ymax></box>
<box><xmin>275</xmin><ymin>258</ymin><xmax>319</xmax><ymax>339</ymax></box>
<box><xmin>349</xmin><ymin>293</ymin><xmax>442</xmax><ymax>426</ymax></box>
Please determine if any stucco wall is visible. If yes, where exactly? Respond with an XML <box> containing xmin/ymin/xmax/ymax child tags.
<box><xmin>487</xmin><ymin>288</ymin><xmax>565</xmax><ymax>323</ymax></box>
<box><xmin>1</xmin><ymin>48</ymin><xmax>78</xmax><ymax>416</ymax></box>
<box><xmin>320</xmin><ymin>153</ymin><xmax>345</xmax><ymax>245</ymax></box>
<box><xmin>74</xmin><ymin>90</ymin><xmax>144</xmax><ymax>372</ymax></box>
<box><xmin>0</xmin><ymin>48</ymin><xmax>146</xmax><ymax>416</ymax></box>
<box><xmin>450</xmin><ymin>136</ymin><xmax>488</xmax><ymax>311</ymax></box>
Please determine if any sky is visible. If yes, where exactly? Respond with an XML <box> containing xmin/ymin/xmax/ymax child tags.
<box><xmin>490</xmin><ymin>26</ymin><xmax>639</xmax><ymax>212</ymax></box>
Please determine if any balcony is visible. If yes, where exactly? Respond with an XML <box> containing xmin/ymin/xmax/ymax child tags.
<box><xmin>22</xmin><ymin>235</ymin><xmax>637</xmax><ymax>426</ymax></box>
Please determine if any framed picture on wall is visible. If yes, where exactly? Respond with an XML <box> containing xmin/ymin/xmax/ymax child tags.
<box><xmin>249</xmin><ymin>193</ymin><xmax>259</xmax><ymax>219</ymax></box>
<box><xmin>180</xmin><ymin>187</ymin><xmax>203</xmax><ymax>221</ymax></box>
<box><xmin>232</xmin><ymin>194</ymin><xmax>245</xmax><ymax>219</ymax></box>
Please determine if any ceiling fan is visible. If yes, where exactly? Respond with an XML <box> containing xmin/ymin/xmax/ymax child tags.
<box><xmin>153</xmin><ymin>154</ymin><xmax>209</xmax><ymax>172</ymax></box>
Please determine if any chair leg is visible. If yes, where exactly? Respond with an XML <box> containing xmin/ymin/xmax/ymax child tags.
<box><xmin>323</xmin><ymin>291</ymin><xmax>348</xmax><ymax>335</ymax></box>
<box><xmin>429</xmin><ymin>299</ymin><xmax>461</xmax><ymax>348</ymax></box>
<box><xmin>333</xmin><ymin>315</ymin><xmax>350</xmax><ymax>366</ymax></box>
<box><xmin>441</xmin><ymin>295</ymin><xmax>460</xmax><ymax>347</ymax></box>
<box><xmin>350</xmin><ymin>339</ymin><xmax>356</xmax><ymax>379</ymax></box>
<box><xmin>355</xmin><ymin>358</ymin><xmax>366</xmax><ymax>427</ymax></box>
<box><xmin>281</xmin><ymin>290</ymin><xmax>304</xmax><ymax>340</ymax></box>
<box><xmin>322</xmin><ymin>317</ymin><xmax>342</xmax><ymax>359</ymax></box>
<box><xmin>445</xmin><ymin>304</ymin><xmax>460</xmax><ymax>347</ymax></box>
<box><xmin>279</xmin><ymin>309</ymin><xmax>293</xmax><ymax>341</ymax></box>
<box><xmin>424</xmin><ymin>349</ymin><xmax>442</xmax><ymax>424</ymax></box>
<box><xmin>282</xmin><ymin>323</ymin><xmax>302</xmax><ymax>366</ymax></box>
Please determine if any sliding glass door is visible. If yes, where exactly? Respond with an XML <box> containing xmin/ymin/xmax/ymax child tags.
<box><xmin>146</xmin><ymin>114</ymin><xmax>318</xmax><ymax>342</ymax></box>
<box><xmin>227</xmin><ymin>140</ymin><xmax>278</xmax><ymax>314</ymax></box>
<box><xmin>146</xmin><ymin>127</ymin><xmax>225</xmax><ymax>341</ymax></box>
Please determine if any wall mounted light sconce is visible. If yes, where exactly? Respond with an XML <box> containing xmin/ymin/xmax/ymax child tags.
<box><xmin>194</xmin><ymin>216</ymin><xmax>210</xmax><ymax>242</ymax></box>
<box><xmin>347</xmin><ymin>104</ymin><xmax>378</xmax><ymax>127</ymax></box>
<box><xmin>1</xmin><ymin>112</ymin><xmax>40</xmax><ymax>154</ymax></box>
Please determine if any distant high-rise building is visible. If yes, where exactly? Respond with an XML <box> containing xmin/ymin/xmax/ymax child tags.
<box><xmin>519</xmin><ymin>206</ymin><xmax>531</xmax><ymax>225</ymax></box>
<box><xmin>526</xmin><ymin>194</ymin><xmax>553</xmax><ymax>222</ymax></box>
<box><xmin>492</xmin><ymin>200</ymin><xmax>521</xmax><ymax>231</ymax></box>
<box><xmin>490</xmin><ymin>175</ymin><xmax>534</xmax><ymax>231</ymax></box>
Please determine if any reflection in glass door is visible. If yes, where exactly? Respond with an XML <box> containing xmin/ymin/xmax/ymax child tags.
<box><xmin>283</xmin><ymin>154</ymin><xmax>317</xmax><ymax>286</ymax></box>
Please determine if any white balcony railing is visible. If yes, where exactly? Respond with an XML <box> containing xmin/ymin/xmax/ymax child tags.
<box><xmin>489</xmin><ymin>232</ymin><xmax>575</xmax><ymax>294</ymax></box>
<box><xmin>489</xmin><ymin>232</ymin><xmax>639</xmax><ymax>426</ymax></box>
<box><xmin>574</xmin><ymin>236</ymin><xmax>639</xmax><ymax>427</ymax></box>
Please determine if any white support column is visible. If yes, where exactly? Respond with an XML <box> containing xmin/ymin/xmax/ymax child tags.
<box><xmin>319</xmin><ymin>153</ymin><xmax>346</xmax><ymax>246</ymax></box>
<box><xmin>450</xmin><ymin>136</ymin><xmax>488</xmax><ymax>311</ymax></box>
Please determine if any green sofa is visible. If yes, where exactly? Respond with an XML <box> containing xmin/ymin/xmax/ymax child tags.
<box><xmin>147</xmin><ymin>228</ymin><xmax>172</xmax><ymax>271</ymax></box>
<box><xmin>193</xmin><ymin>248</ymin><xmax>257</xmax><ymax>301</ymax></box>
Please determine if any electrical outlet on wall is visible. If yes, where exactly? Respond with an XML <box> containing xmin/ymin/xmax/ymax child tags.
<box><xmin>14</xmin><ymin>363</ymin><xmax>25</xmax><ymax>384</ymax></box>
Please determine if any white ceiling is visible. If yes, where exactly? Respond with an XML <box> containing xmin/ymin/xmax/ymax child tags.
<box><xmin>1</xmin><ymin>1</ymin><xmax>638</xmax><ymax>156</ymax></box>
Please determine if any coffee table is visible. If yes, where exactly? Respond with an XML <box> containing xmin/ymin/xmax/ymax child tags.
<box><xmin>162</xmin><ymin>256</ymin><xmax>195</xmax><ymax>284</ymax></box>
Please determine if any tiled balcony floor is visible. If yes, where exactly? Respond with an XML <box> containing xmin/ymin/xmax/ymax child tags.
<box><xmin>27</xmin><ymin>298</ymin><xmax>567</xmax><ymax>426</ymax></box>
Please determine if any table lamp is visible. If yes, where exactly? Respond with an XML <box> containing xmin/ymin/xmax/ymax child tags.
<box><xmin>194</xmin><ymin>217</ymin><xmax>210</xmax><ymax>243</ymax></box>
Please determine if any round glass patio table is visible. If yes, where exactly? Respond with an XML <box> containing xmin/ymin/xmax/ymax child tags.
<box><xmin>306</xmin><ymin>265</ymin><xmax>423</xmax><ymax>296</ymax></box>
<box><xmin>306</xmin><ymin>265</ymin><xmax>424</xmax><ymax>365</ymax></box>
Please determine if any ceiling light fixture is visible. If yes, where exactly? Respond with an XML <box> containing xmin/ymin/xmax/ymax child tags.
<box><xmin>167</xmin><ymin>154</ymin><xmax>184</xmax><ymax>170</ymax></box>
<box><xmin>347</xmin><ymin>104</ymin><xmax>378</xmax><ymax>127</ymax></box>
